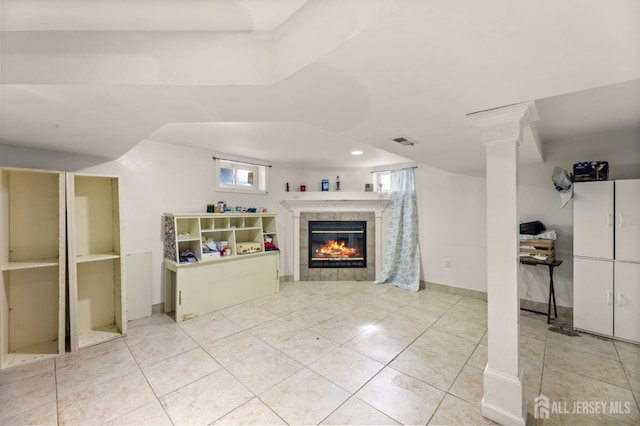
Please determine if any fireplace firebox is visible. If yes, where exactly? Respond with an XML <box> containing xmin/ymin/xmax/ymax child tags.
<box><xmin>309</xmin><ymin>221</ymin><xmax>366</xmax><ymax>268</ymax></box>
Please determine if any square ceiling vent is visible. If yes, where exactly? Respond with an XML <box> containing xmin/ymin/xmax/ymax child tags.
<box><xmin>392</xmin><ymin>136</ymin><xmax>417</xmax><ymax>146</ymax></box>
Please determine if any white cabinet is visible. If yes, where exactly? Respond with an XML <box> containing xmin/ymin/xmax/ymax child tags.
<box><xmin>573</xmin><ymin>179</ymin><xmax>640</xmax><ymax>343</ymax></box>
<box><xmin>615</xmin><ymin>180</ymin><xmax>640</xmax><ymax>262</ymax></box>
<box><xmin>573</xmin><ymin>181</ymin><xmax>614</xmax><ymax>259</ymax></box>
<box><xmin>614</xmin><ymin>262</ymin><xmax>640</xmax><ymax>342</ymax></box>
<box><xmin>0</xmin><ymin>168</ymin><xmax>66</xmax><ymax>369</ymax></box>
<box><xmin>573</xmin><ymin>258</ymin><xmax>613</xmax><ymax>336</ymax></box>
<box><xmin>67</xmin><ymin>173</ymin><xmax>126</xmax><ymax>351</ymax></box>
<box><xmin>163</xmin><ymin>213</ymin><xmax>280</xmax><ymax>322</ymax></box>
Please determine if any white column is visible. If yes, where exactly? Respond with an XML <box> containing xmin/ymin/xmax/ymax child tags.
<box><xmin>292</xmin><ymin>210</ymin><xmax>301</xmax><ymax>281</ymax></box>
<box><xmin>468</xmin><ymin>102</ymin><xmax>538</xmax><ymax>426</ymax></box>
<box><xmin>374</xmin><ymin>210</ymin><xmax>384</xmax><ymax>280</ymax></box>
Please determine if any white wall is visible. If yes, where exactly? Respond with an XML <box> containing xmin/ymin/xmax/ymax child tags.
<box><xmin>7</xmin><ymin>137</ymin><xmax>630</xmax><ymax>311</ymax></box>
<box><xmin>415</xmin><ymin>165</ymin><xmax>488</xmax><ymax>293</ymax></box>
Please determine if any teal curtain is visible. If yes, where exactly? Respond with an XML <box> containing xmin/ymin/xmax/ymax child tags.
<box><xmin>375</xmin><ymin>168</ymin><xmax>421</xmax><ymax>291</ymax></box>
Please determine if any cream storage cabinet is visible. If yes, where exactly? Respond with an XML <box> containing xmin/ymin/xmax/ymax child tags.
<box><xmin>573</xmin><ymin>180</ymin><xmax>640</xmax><ymax>343</ymax></box>
<box><xmin>164</xmin><ymin>213</ymin><xmax>279</xmax><ymax>322</ymax></box>
<box><xmin>67</xmin><ymin>173</ymin><xmax>126</xmax><ymax>351</ymax></box>
<box><xmin>1</xmin><ymin>168</ymin><xmax>66</xmax><ymax>369</ymax></box>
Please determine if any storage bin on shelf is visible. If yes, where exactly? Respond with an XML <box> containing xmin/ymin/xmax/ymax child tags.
<box><xmin>237</xmin><ymin>242</ymin><xmax>262</xmax><ymax>255</ymax></box>
<box><xmin>520</xmin><ymin>239</ymin><xmax>555</xmax><ymax>262</ymax></box>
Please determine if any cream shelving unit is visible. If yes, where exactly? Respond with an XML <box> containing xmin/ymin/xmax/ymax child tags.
<box><xmin>67</xmin><ymin>173</ymin><xmax>126</xmax><ymax>351</ymax></box>
<box><xmin>163</xmin><ymin>213</ymin><xmax>279</xmax><ymax>322</ymax></box>
<box><xmin>0</xmin><ymin>168</ymin><xmax>66</xmax><ymax>369</ymax></box>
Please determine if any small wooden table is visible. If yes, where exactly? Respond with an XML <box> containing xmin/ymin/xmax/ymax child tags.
<box><xmin>520</xmin><ymin>258</ymin><xmax>563</xmax><ymax>324</ymax></box>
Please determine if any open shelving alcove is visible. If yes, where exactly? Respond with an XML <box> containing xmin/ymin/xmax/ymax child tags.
<box><xmin>1</xmin><ymin>168</ymin><xmax>126</xmax><ymax>368</ymax></box>
<box><xmin>67</xmin><ymin>173</ymin><xmax>126</xmax><ymax>352</ymax></box>
<box><xmin>1</xmin><ymin>167</ymin><xmax>66</xmax><ymax>369</ymax></box>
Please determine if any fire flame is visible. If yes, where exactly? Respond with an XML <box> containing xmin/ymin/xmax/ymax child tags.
<box><xmin>315</xmin><ymin>240</ymin><xmax>361</xmax><ymax>258</ymax></box>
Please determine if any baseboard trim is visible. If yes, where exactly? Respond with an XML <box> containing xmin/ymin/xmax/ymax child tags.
<box><xmin>422</xmin><ymin>280</ymin><xmax>573</xmax><ymax>320</ymax></box>
<box><xmin>151</xmin><ymin>303</ymin><xmax>164</xmax><ymax>315</ymax></box>
<box><xmin>421</xmin><ymin>280</ymin><xmax>488</xmax><ymax>301</ymax></box>
<box><xmin>279</xmin><ymin>274</ymin><xmax>293</xmax><ymax>283</ymax></box>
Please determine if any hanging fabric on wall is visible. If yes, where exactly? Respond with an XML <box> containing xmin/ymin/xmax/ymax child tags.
<box><xmin>375</xmin><ymin>167</ymin><xmax>421</xmax><ymax>291</ymax></box>
<box><xmin>552</xmin><ymin>166</ymin><xmax>574</xmax><ymax>208</ymax></box>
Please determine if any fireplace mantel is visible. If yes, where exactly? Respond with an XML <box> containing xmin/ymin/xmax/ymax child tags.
<box><xmin>282</xmin><ymin>193</ymin><xmax>389</xmax><ymax>281</ymax></box>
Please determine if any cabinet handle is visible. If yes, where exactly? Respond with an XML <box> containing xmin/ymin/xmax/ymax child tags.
<box><xmin>617</xmin><ymin>292</ymin><xmax>623</xmax><ymax>307</ymax></box>
<box><xmin>618</xmin><ymin>213</ymin><xmax>623</xmax><ymax>227</ymax></box>
<box><xmin>607</xmin><ymin>291</ymin><xmax>613</xmax><ymax>305</ymax></box>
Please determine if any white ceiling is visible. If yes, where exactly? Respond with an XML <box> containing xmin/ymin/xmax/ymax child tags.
<box><xmin>1</xmin><ymin>0</ymin><xmax>639</xmax><ymax>173</ymax></box>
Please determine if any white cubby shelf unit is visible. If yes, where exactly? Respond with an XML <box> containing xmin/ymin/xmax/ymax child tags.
<box><xmin>1</xmin><ymin>168</ymin><xmax>66</xmax><ymax>369</ymax></box>
<box><xmin>163</xmin><ymin>213</ymin><xmax>280</xmax><ymax>322</ymax></box>
<box><xmin>67</xmin><ymin>173</ymin><xmax>126</xmax><ymax>351</ymax></box>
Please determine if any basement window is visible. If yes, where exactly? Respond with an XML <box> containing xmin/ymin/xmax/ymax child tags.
<box><xmin>215</xmin><ymin>158</ymin><xmax>269</xmax><ymax>194</ymax></box>
<box><xmin>372</xmin><ymin>171</ymin><xmax>390</xmax><ymax>194</ymax></box>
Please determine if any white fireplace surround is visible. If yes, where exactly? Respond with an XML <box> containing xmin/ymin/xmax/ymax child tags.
<box><xmin>283</xmin><ymin>193</ymin><xmax>389</xmax><ymax>281</ymax></box>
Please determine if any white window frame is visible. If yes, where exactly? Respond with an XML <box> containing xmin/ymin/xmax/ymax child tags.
<box><xmin>216</xmin><ymin>158</ymin><xmax>269</xmax><ymax>194</ymax></box>
<box><xmin>372</xmin><ymin>171</ymin><xmax>391</xmax><ymax>194</ymax></box>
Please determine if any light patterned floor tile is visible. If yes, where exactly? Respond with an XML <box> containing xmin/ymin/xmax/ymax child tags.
<box><xmin>282</xmin><ymin>307</ymin><xmax>335</xmax><ymax>329</ymax></box>
<box><xmin>260</xmin><ymin>368</ymin><xmax>350</xmax><ymax>425</ymax></box>
<box><xmin>321</xmin><ymin>397</ymin><xmax>401</xmax><ymax>425</ymax></box>
<box><xmin>432</xmin><ymin>315</ymin><xmax>487</xmax><ymax>343</ymax></box>
<box><xmin>212</xmin><ymin>398</ymin><xmax>286</xmax><ymax>425</ymax></box>
<box><xmin>202</xmin><ymin>330</ymin><xmax>271</xmax><ymax>367</ymax></box>
<box><xmin>160</xmin><ymin>369</ymin><xmax>253</xmax><ymax>425</ymax></box>
<box><xmin>222</xmin><ymin>304</ymin><xmax>279</xmax><ymax>329</ymax></box>
<box><xmin>467</xmin><ymin>343</ymin><xmax>488</xmax><ymax>369</ymax></box>
<box><xmin>274</xmin><ymin>330</ymin><xmax>339</xmax><ymax>365</ymax></box>
<box><xmin>225</xmin><ymin>346</ymin><xmax>304</xmax><ymax>395</ymax></box>
<box><xmin>0</xmin><ymin>358</ymin><xmax>54</xmax><ymax>387</ymax></box>
<box><xmin>0</xmin><ymin>371</ymin><xmax>56</xmax><ymax>423</ymax></box>
<box><xmin>413</xmin><ymin>328</ymin><xmax>479</xmax><ymax>362</ymax></box>
<box><xmin>429</xmin><ymin>394</ymin><xmax>496</xmax><ymax>425</ymax></box>
<box><xmin>389</xmin><ymin>344</ymin><xmax>464</xmax><ymax>391</ymax></box>
<box><xmin>56</xmin><ymin>341</ymin><xmax>139</xmax><ymax>398</ymax></box>
<box><xmin>2</xmin><ymin>281</ymin><xmax>637</xmax><ymax>426</ymax></box>
<box><xmin>104</xmin><ymin>400</ymin><xmax>172</xmax><ymax>425</ymax></box>
<box><xmin>541</xmin><ymin>365</ymin><xmax>640</xmax><ymax>425</ymax></box>
<box><xmin>344</xmin><ymin>329</ymin><xmax>409</xmax><ymax>364</ymax></box>
<box><xmin>142</xmin><ymin>347</ymin><xmax>221</xmax><ymax>397</ymax></box>
<box><xmin>545</xmin><ymin>344</ymin><xmax>629</xmax><ymax>389</ymax></box>
<box><xmin>249</xmin><ymin>317</ymin><xmax>303</xmax><ymax>345</ymax></box>
<box><xmin>0</xmin><ymin>401</ymin><xmax>57</xmax><ymax>426</ymax></box>
<box><xmin>178</xmin><ymin>315</ymin><xmax>244</xmax><ymax>345</ymax></box>
<box><xmin>58</xmin><ymin>370</ymin><xmax>157</xmax><ymax>425</ymax></box>
<box><xmin>309</xmin><ymin>316</ymin><xmax>367</xmax><ymax>345</ymax></box>
<box><xmin>309</xmin><ymin>347</ymin><xmax>385</xmax><ymax>393</ymax></box>
<box><xmin>127</xmin><ymin>326</ymin><xmax>198</xmax><ymax>367</ymax></box>
<box><xmin>449</xmin><ymin>364</ymin><xmax>484</xmax><ymax>405</ymax></box>
<box><xmin>356</xmin><ymin>367</ymin><xmax>445</xmax><ymax>426</ymax></box>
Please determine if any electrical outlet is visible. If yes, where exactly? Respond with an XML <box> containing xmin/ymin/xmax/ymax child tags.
<box><xmin>444</xmin><ymin>258</ymin><xmax>451</xmax><ymax>269</ymax></box>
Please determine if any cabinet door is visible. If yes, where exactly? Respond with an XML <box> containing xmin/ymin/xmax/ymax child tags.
<box><xmin>573</xmin><ymin>181</ymin><xmax>614</xmax><ymax>259</ymax></box>
<box><xmin>614</xmin><ymin>262</ymin><xmax>640</xmax><ymax>343</ymax></box>
<box><xmin>573</xmin><ymin>257</ymin><xmax>613</xmax><ymax>336</ymax></box>
<box><xmin>615</xmin><ymin>180</ymin><xmax>640</xmax><ymax>262</ymax></box>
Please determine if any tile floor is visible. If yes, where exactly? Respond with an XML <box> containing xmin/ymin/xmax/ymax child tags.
<box><xmin>1</xmin><ymin>280</ymin><xmax>639</xmax><ymax>425</ymax></box>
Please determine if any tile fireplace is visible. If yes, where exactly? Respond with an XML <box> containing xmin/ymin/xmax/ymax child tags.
<box><xmin>283</xmin><ymin>194</ymin><xmax>389</xmax><ymax>281</ymax></box>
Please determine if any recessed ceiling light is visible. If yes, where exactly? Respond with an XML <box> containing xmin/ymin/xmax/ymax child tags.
<box><xmin>351</xmin><ymin>150</ymin><xmax>363</xmax><ymax>155</ymax></box>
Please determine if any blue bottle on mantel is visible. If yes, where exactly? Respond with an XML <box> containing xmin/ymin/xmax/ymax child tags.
<box><xmin>321</xmin><ymin>179</ymin><xmax>329</xmax><ymax>191</ymax></box>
